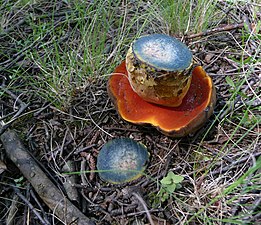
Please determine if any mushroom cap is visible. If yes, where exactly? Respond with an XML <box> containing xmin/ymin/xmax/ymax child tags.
<box><xmin>132</xmin><ymin>34</ymin><xmax>193</xmax><ymax>71</ymax></box>
<box><xmin>107</xmin><ymin>62</ymin><xmax>216</xmax><ymax>137</ymax></box>
<box><xmin>125</xmin><ymin>34</ymin><xmax>194</xmax><ymax>107</ymax></box>
<box><xmin>97</xmin><ymin>138</ymin><xmax>149</xmax><ymax>184</ymax></box>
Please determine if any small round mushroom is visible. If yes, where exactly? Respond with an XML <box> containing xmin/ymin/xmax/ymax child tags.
<box><xmin>107</xmin><ymin>62</ymin><xmax>216</xmax><ymax>137</ymax></box>
<box><xmin>97</xmin><ymin>138</ymin><xmax>149</xmax><ymax>184</ymax></box>
<box><xmin>126</xmin><ymin>34</ymin><xmax>194</xmax><ymax>107</ymax></box>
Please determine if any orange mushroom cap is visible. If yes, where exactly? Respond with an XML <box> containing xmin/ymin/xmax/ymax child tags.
<box><xmin>108</xmin><ymin>61</ymin><xmax>216</xmax><ymax>137</ymax></box>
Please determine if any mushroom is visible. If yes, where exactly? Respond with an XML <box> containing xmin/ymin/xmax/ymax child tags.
<box><xmin>126</xmin><ymin>34</ymin><xmax>194</xmax><ymax>107</ymax></box>
<box><xmin>107</xmin><ymin>48</ymin><xmax>216</xmax><ymax>137</ymax></box>
<box><xmin>97</xmin><ymin>138</ymin><xmax>149</xmax><ymax>184</ymax></box>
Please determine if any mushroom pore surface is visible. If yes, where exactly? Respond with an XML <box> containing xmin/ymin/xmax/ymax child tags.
<box><xmin>108</xmin><ymin>61</ymin><xmax>216</xmax><ymax>137</ymax></box>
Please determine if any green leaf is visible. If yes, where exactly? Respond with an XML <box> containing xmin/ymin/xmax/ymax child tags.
<box><xmin>255</xmin><ymin>20</ymin><xmax>260</xmax><ymax>34</ymax></box>
<box><xmin>165</xmin><ymin>183</ymin><xmax>177</xmax><ymax>193</ymax></box>
<box><xmin>157</xmin><ymin>188</ymin><xmax>169</xmax><ymax>202</ymax></box>
<box><xmin>161</xmin><ymin>193</ymin><xmax>169</xmax><ymax>202</ymax></box>
<box><xmin>171</xmin><ymin>174</ymin><xmax>184</xmax><ymax>184</ymax></box>
<box><xmin>161</xmin><ymin>171</ymin><xmax>184</xmax><ymax>185</ymax></box>
<box><xmin>226</xmin><ymin>76</ymin><xmax>235</xmax><ymax>88</ymax></box>
<box><xmin>160</xmin><ymin>176</ymin><xmax>172</xmax><ymax>185</ymax></box>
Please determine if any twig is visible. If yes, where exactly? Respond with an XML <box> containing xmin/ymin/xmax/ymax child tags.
<box><xmin>87</xmin><ymin>106</ymin><xmax>114</xmax><ymax>138</ymax></box>
<box><xmin>229</xmin><ymin>154</ymin><xmax>260</xmax><ymax>225</ymax></box>
<box><xmin>0</xmin><ymin>18</ymin><xmax>64</xmax><ymax>72</ymax></box>
<box><xmin>1</xmin><ymin>129</ymin><xmax>95</xmax><ymax>225</ymax></box>
<box><xmin>132</xmin><ymin>192</ymin><xmax>155</xmax><ymax>225</ymax></box>
<box><xmin>210</xmin><ymin>152</ymin><xmax>261</xmax><ymax>176</ymax></box>
<box><xmin>0</xmin><ymin>86</ymin><xmax>29</xmax><ymax>135</ymax></box>
<box><xmin>0</xmin><ymin>18</ymin><xmax>26</xmax><ymax>34</ymax></box>
<box><xmin>73</xmin><ymin>144</ymin><xmax>96</xmax><ymax>155</ymax></box>
<box><xmin>29</xmin><ymin>189</ymin><xmax>51</xmax><ymax>224</ymax></box>
<box><xmin>6</xmin><ymin>194</ymin><xmax>19</xmax><ymax>225</ymax></box>
<box><xmin>0</xmin><ymin>37</ymin><xmax>40</xmax><ymax>67</ymax></box>
<box><xmin>13</xmin><ymin>186</ymin><xmax>51</xmax><ymax>225</ymax></box>
<box><xmin>62</xmin><ymin>161</ymin><xmax>80</xmax><ymax>202</ymax></box>
<box><xmin>185</xmin><ymin>23</ymin><xmax>246</xmax><ymax>39</ymax></box>
<box><xmin>219</xmin><ymin>79</ymin><xmax>256</xmax><ymax>120</ymax></box>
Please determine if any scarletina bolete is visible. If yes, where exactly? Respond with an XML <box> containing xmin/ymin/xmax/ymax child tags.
<box><xmin>107</xmin><ymin>34</ymin><xmax>216</xmax><ymax>137</ymax></box>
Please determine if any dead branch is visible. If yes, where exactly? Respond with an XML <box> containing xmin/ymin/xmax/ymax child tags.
<box><xmin>1</xmin><ymin>129</ymin><xmax>95</xmax><ymax>225</ymax></box>
<box><xmin>185</xmin><ymin>23</ymin><xmax>246</xmax><ymax>39</ymax></box>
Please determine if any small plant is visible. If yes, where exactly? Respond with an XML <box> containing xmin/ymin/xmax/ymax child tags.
<box><xmin>152</xmin><ymin>171</ymin><xmax>184</xmax><ymax>207</ymax></box>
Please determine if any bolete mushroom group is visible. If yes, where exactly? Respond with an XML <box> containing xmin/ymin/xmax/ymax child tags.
<box><xmin>108</xmin><ymin>34</ymin><xmax>216</xmax><ymax>137</ymax></box>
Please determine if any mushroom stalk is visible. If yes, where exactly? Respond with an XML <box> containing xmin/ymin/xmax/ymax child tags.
<box><xmin>126</xmin><ymin>34</ymin><xmax>194</xmax><ymax>107</ymax></box>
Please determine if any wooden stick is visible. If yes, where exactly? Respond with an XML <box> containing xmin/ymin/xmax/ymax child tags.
<box><xmin>1</xmin><ymin>129</ymin><xmax>95</xmax><ymax>225</ymax></box>
<box><xmin>185</xmin><ymin>23</ymin><xmax>245</xmax><ymax>39</ymax></box>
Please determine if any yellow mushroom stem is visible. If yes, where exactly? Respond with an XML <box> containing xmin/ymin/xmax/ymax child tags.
<box><xmin>126</xmin><ymin>47</ymin><xmax>194</xmax><ymax>107</ymax></box>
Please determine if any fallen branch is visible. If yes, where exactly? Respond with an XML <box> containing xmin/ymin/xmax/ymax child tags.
<box><xmin>185</xmin><ymin>23</ymin><xmax>245</xmax><ymax>39</ymax></box>
<box><xmin>1</xmin><ymin>129</ymin><xmax>95</xmax><ymax>225</ymax></box>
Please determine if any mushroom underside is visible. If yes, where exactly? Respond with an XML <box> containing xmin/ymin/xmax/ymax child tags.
<box><xmin>108</xmin><ymin>61</ymin><xmax>216</xmax><ymax>137</ymax></box>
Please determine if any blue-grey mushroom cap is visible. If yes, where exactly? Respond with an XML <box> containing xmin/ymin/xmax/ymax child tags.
<box><xmin>97</xmin><ymin>138</ymin><xmax>149</xmax><ymax>184</ymax></box>
<box><xmin>132</xmin><ymin>34</ymin><xmax>193</xmax><ymax>71</ymax></box>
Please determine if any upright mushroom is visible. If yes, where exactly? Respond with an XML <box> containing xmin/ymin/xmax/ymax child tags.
<box><xmin>108</xmin><ymin>34</ymin><xmax>216</xmax><ymax>137</ymax></box>
<box><xmin>126</xmin><ymin>34</ymin><xmax>194</xmax><ymax>107</ymax></box>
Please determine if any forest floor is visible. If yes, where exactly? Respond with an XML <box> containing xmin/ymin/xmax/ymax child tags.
<box><xmin>0</xmin><ymin>1</ymin><xmax>260</xmax><ymax>225</ymax></box>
